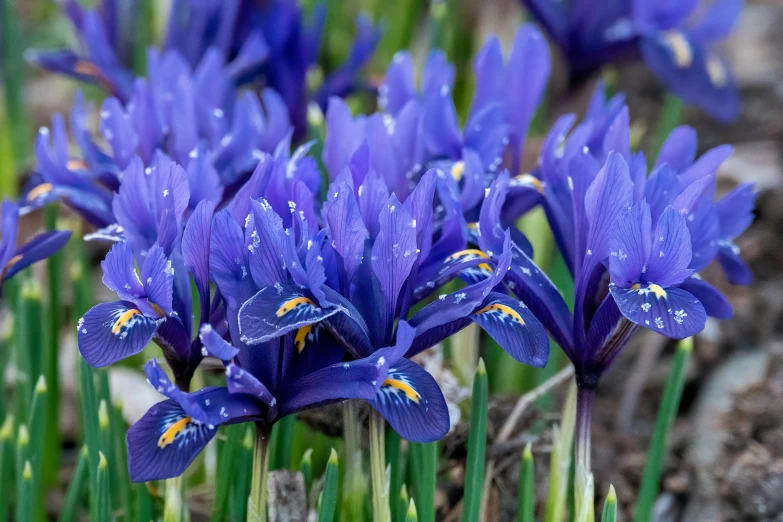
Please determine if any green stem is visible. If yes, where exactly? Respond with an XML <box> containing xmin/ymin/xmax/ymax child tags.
<box><xmin>575</xmin><ymin>386</ymin><xmax>594</xmax><ymax>472</ymax></box>
<box><xmin>633</xmin><ymin>338</ymin><xmax>692</xmax><ymax>522</ymax></box>
<box><xmin>386</xmin><ymin>427</ymin><xmax>404</xmax><ymax>522</ymax></box>
<box><xmin>342</xmin><ymin>400</ymin><xmax>364</xmax><ymax>521</ymax></box>
<box><xmin>544</xmin><ymin>383</ymin><xmax>576</xmax><ymax>522</ymax></box>
<box><xmin>247</xmin><ymin>424</ymin><xmax>272</xmax><ymax>522</ymax></box>
<box><xmin>163</xmin><ymin>474</ymin><xmax>187</xmax><ymax>522</ymax></box>
<box><xmin>370</xmin><ymin>409</ymin><xmax>390</xmax><ymax>522</ymax></box>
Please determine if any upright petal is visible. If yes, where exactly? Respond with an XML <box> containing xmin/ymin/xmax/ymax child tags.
<box><xmin>247</xmin><ymin>198</ymin><xmax>287</xmax><ymax>288</ymax></box>
<box><xmin>371</xmin><ymin>195</ymin><xmax>419</xmax><ymax>341</ymax></box>
<box><xmin>183</xmin><ymin>200</ymin><xmax>214</xmax><ymax>321</ymax></box>
<box><xmin>644</xmin><ymin>206</ymin><xmax>693</xmax><ymax>287</ymax></box>
<box><xmin>100</xmin><ymin>241</ymin><xmax>145</xmax><ymax>303</ymax></box>
<box><xmin>608</xmin><ymin>202</ymin><xmax>652</xmax><ymax>287</ymax></box>
<box><xmin>325</xmin><ymin>181</ymin><xmax>368</xmax><ymax>291</ymax></box>
<box><xmin>655</xmin><ymin>126</ymin><xmax>697</xmax><ymax>172</ymax></box>
<box><xmin>141</xmin><ymin>244</ymin><xmax>175</xmax><ymax>315</ymax></box>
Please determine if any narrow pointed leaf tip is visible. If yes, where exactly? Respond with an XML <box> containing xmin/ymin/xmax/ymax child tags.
<box><xmin>329</xmin><ymin>447</ymin><xmax>338</xmax><ymax>464</ymax></box>
<box><xmin>34</xmin><ymin>375</ymin><xmax>46</xmax><ymax>393</ymax></box>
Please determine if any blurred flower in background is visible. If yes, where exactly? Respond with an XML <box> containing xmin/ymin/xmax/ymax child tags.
<box><xmin>0</xmin><ymin>199</ymin><xmax>71</xmax><ymax>297</ymax></box>
<box><xmin>521</xmin><ymin>0</ymin><xmax>743</xmax><ymax>121</ymax></box>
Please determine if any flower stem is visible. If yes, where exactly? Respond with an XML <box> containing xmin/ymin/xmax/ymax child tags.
<box><xmin>575</xmin><ymin>386</ymin><xmax>595</xmax><ymax>472</ymax></box>
<box><xmin>342</xmin><ymin>400</ymin><xmax>365</xmax><ymax>521</ymax></box>
<box><xmin>370</xmin><ymin>409</ymin><xmax>390</xmax><ymax>522</ymax></box>
<box><xmin>247</xmin><ymin>423</ymin><xmax>272</xmax><ymax>522</ymax></box>
<box><xmin>163</xmin><ymin>475</ymin><xmax>186</xmax><ymax>522</ymax></box>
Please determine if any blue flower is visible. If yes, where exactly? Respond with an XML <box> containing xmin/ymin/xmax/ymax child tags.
<box><xmin>0</xmin><ymin>199</ymin><xmax>71</xmax><ymax>295</ymax></box>
<box><xmin>478</xmin><ymin>99</ymin><xmax>755</xmax><ymax>387</ymax></box>
<box><xmin>521</xmin><ymin>0</ymin><xmax>742</xmax><ymax>121</ymax></box>
<box><xmin>234</xmin><ymin>162</ymin><xmax>551</xmax><ymax>442</ymax></box>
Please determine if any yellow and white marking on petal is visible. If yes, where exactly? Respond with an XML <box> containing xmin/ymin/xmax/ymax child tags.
<box><xmin>475</xmin><ymin>303</ymin><xmax>525</xmax><ymax>324</ymax></box>
<box><xmin>158</xmin><ymin>416</ymin><xmax>193</xmax><ymax>448</ymax></box>
<box><xmin>444</xmin><ymin>249</ymin><xmax>493</xmax><ymax>273</ymax></box>
<box><xmin>382</xmin><ymin>378</ymin><xmax>421</xmax><ymax>404</ymax></box>
<box><xmin>112</xmin><ymin>309</ymin><xmax>142</xmax><ymax>335</ymax></box>
<box><xmin>662</xmin><ymin>31</ymin><xmax>693</xmax><ymax>68</ymax></box>
<box><xmin>276</xmin><ymin>296</ymin><xmax>317</xmax><ymax>317</ymax></box>
<box><xmin>450</xmin><ymin>161</ymin><xmax>465</xmax><ymax>182</ymax></box>
<box><xmin>26</xmin><ymin>183</ymin><xmax>53</xmax><ymax>201</ymax></box>
<box><xmin>295</xmin><ymin>324</ymin><xmax>314</xmax><ymax>352</ymax></box>
<box><xmin>630</xmin><ymin>283</ymin><xmax>668</xmax><ymax>299</ymax></box>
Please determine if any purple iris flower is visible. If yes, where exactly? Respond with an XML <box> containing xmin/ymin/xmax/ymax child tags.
<box><xmin>76</xmin><ymin>240</ymin><xmax>203</xmax><ymax>387</ymax></box>
<box><xmin>521</xmin><ymin>0</ymin><xmax>742</xmax><ymax>121</ymax></box>
<box><xmin>0</xmin><ymin>200</ymin><xmax>72</xmax><ymax>295</ymax></box>
<box><xmin>480</xmin><ymin>95</ymin><xmax>755</xmax><ymax>388</ymax></box>
<box><xmin>126</xmin><ymin>327</ymin><xmax>396</xmax><ymax>481</ymax></box>
<box><xmin>235</xmin><ymin>148</ymin><xmax>551</xmax><ymax>442</ymax></box>
<box><xmin>28</xmin><ymin>48</ymin><xmax>292</xmax><ymax>229</ymax></box>
<box><xmin>323</xmin><ymin>24</ymin><xmax>548</xmax><ymax>227</ymax></box>
<box><xmin>28</xmin><ymin>0</ymin><xmax>380</xmax><ymax>139</ymax></box>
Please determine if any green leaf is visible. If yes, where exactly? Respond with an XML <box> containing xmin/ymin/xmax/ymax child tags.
<box><xmin>518</xmin><ymin>443</ymin><xmax>535</xmax><ymax>522</ymax></box>
<box><xmin>601</xmin><ymin>485</ymin><xmax>617</xmax><ymax>522</ymax></box>
<box><xmin>59</xmin><ymin>445</ymin><xmax>89</xmax><ymax>522</ymax></box>
<box><xmin>298</xmin><ymin>449</ymin><xmax>313</xmax><ymax>500</ymax></box>
<box><xmin>411</xmin><ymin>441</ymin><xmax>437</xmax><ymax>522</ymax></box>
<box><xmin>96</xmin><ymin>452</ymin><xmax>111</xmax><ymax>522</ymax></box>
<box><xmin>0</xmin><ymin>414</ymin><xmax>15</xmax><ymax>522</ymax></box>
<box><xmin>396</xmin><ymin>485</ymin><xmax>409</xmax><ymax>522</ymax></box>
<box><xmin>317</xmin><ymin>448</ymin><xmax>339</xmax><ymax>522</ymax></box>
<box><xmin>14</xmin><ymin>277</ymin><xmax>43</xmax><ymax>422</ymax></box>
<box><xmin>17</xmin><ymin>461</ymin><xmax>34</xmax><ymax>522</ymax></box>
<box><xmin>231</xmin><ymin>427</ymin><xmax>254</xmax><ymax>522</ymax></box>
<box><xmin>461</xmin><ymin>359</ymin><xmax>488</xmax><ymax>522</ymax></box>
<box><xmin>43</xmin><ymin>206</ymin><xmax>64</xmax><ymax>485</ymax></box>
<box><xmin>213</xmin><ymin>424</ymin><xmax>246</xmax><ymax>522</ymax></box>
<box><xmin>634</xmin><ymin>338</ymin><xmax>692</xmax><ymax>522</ymax></box>
<box><xmin>404</xmin><ymin>498</ymin><xmax>418</xmax><ymax>522</ymax></box>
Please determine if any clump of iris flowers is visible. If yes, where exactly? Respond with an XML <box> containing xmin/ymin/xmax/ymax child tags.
<box><xmin>51</xmin><ymin>6</ymin><xmax>756</xmax><ymax>518</ymax></box>
<box><xmin>521</xmin><ymin>0</ymin><xmax>743</xmax><ymax>121</ymax></box>
<box><xmin>480</xmin><ymin>90</ymin><xmax>756</xmax><ymax>470</ymax></box>
<box><xmin>26</xmin><ymin>0</ymin><xmax>381</xmax><ymax>139</ymax></box>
